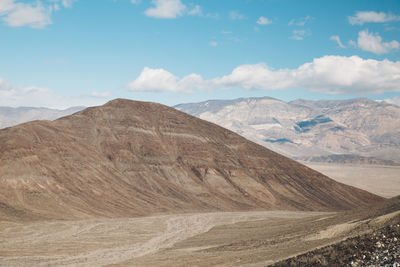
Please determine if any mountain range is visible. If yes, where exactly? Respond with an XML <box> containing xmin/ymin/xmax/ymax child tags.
<box><xmin>0</xmin><ymin>99</ymin><xmax>381</xmax><ymax>221</ymax></box>
<box><xmin>0</xmin><ymin>106</ymin><xmax>84</xmax><ymax>129</ymax></box>
<box><xmin>2</xmin><ymin>97</ymin><xmax>399</xmax><ymax>165</ymax></box>
<box><xmin>175</xmin><ymin>97</ymin><xmax>400</xmax><ymax>164</ymax></box>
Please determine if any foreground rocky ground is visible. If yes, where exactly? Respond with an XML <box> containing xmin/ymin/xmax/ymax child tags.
<box><xmin>271</xmin><ymin>215</ymin><xmax>400</xmax><ymax>267</ymax></box>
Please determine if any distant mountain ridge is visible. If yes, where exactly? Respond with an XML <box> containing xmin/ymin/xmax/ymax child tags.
<box><xmin>175</xmin><ymin>97</ymin><xmax>400</xmax><ymax>164</ymax></box>
<box><xmin>2</xmin><ymin>97</ymin><xmax>399</xmax><ymax>164</ymax></box>
<box><xmin>0</xmin><ymin>106</ymin><xmax>85</xmax><ymax>129</ymax></box>
<box><xmin>298</xmin><ymin>154</ymin><xmax>400</xmax><ymax>166</ymax></box>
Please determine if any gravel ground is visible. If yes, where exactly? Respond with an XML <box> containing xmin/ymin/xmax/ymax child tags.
<box><xmin>271</xmin><ymin>216</ymin><xmax>400</xmax><ymax>267</ymax></box>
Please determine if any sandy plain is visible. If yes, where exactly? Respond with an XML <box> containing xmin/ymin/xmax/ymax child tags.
<box><xmin>306</xmin><ymin>163</ymin><xmax>400</xmax><ymax>198</ymax></box>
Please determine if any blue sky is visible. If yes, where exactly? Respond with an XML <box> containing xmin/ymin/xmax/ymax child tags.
<box><xmin>0</xmin><ymin>0</ymin><xmax>399</xmax><ymax>108</ymax></box>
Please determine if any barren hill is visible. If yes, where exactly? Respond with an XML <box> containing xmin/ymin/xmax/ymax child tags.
<box><xmin>0</xmin><ymin>99</ymin><xmax>382</xmax><ymax>221</ymax></box>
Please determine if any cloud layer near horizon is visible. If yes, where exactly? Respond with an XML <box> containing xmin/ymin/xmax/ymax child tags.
<box><xmin>0</xmin><ymin>77</ymin><xmax>109</xmax><ymax>109</ymax></box>
<box><xmin>127</xmin><ymin>55</ymin><xmax>400</xmax><ymax>95</ymax></box>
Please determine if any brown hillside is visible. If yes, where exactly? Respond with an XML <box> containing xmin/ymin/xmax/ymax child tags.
<box><xmin>0</xmin><ymin>99</ymin><xmax>383</xmax><ymax>220</ymax></box>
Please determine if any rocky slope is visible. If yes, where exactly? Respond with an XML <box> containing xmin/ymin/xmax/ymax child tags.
<box><xmin>175</xmin><ymin>97</ymin><xmax>400</xmax><ymax>163</ymax></box>
<box><xmin>0</xmin><ymin>99</ymin><xmax>382</xmax><ymax>221</ymax></box>
<box><xmin>271</xmin><ymin>196</ymin><xmax>400</xmax><ymax>267</ymax></box>
<box><xmin>272</xmin><ymin>221</ymin><xmax>400</xmax><ymax>267</ymax></box>
<box><xmin>0</xmin><ymin>106</ymin><xmax>84</xmax><ymax>129</ymax></box>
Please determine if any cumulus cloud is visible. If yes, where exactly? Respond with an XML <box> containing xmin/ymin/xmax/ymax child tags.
<box><xmin>144</xmin><ymin>0</ymin><xmax>186</xmax><ymax>19</ymax></box>
<box><xmin>0</xmin><ymin>77</ymin><xmax>108</xmax><ymax>109</ymax></box>
<box><xmin>1</xmin><ymin>1</ymin><xmax>51</xmax><ymax>28</ymax></box>
<box><xmin>127</xmin><ymin>56</ymin><xmax>400</xmax><ymax>95</ymax></box>
<box><xmin>257</xmin><ymin>16</ymin><xmax>272</xmax><ymax>25</ymax></box>
<box><xmin>330</xmin><ymin>35</ymin><xmax>346</xmax><ymax>48</ymax></box>
<box><xmin>0</xmin><ymin>0</ymin><xmax>14</xmax><ymax>15</ymax></box>
<box><xmin>349</xmin><ymin>11</ymin><xmax>400</xmax><ymax>25</ymax></box>
<box><xmin>356</xmin><ymin>30</ymin><xmax>399</xmax><ymax>54</ymax></box>
<box><xmin>127</xmin><ymin>67</ymin><xmax>205</xmax><ymax>93</ymax></box>
<box><xmin>0</xmin><ymin>0</ymin><xmax>76</xmax><ymax>28</ymax></box>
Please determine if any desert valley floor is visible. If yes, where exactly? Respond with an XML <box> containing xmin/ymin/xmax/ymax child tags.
<box><xmin>305</xmin><ymin>163</ymin><xmax>400</xmax><ymax>198</ymax></box>
<box><xmin>1</xmin><ymin>163</ymin><xmax>399</xmax><ymax>267</ymax></box>
<box><xmin>1</xmin><ymin>201</ymin><xmax>399</xmax><ymax>266</ymax></box>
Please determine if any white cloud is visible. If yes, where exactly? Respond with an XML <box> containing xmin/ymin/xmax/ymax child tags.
<box><xmin>383</xmin><ymin>96</ymin><xmax>400</xmax><ymax>107</ymax></box>
<box><xmin>130</xmin><ymin>0</ymin><xmax>141</xmax><ymax>4</ymax></box>
<box><xmin>127</xmin><ymin>56</ymin><xmax>400</xmax><ymax>95</ymax></box>
<box><xmin>257</xmin><ymin>16</ymin><xmax>272</xmax><ymax>25</ymax></box>
<box><xmin>127</xmin><ymin>67</ymin><xmax>204</xmax><ymax>93</ymax></box>
<box><xmin>144</xmin><ymin>0</ymin><xmax>186</xmax><ymax>19</ymax></box>
<box><xmin>229</xmin><ymin>10</ymin><xmax>244</xmax><ymax>20</ymax></box>
<box><xmin>349</xmin><ymin>11</ymin><xmax>400</xmax><ymax>25</ymax></box>
<box><xmin>0</xmin><ymin>77</ymin><xmax>108</xmax><ymax>109</ymax></box>
<box><xmin>330</xmin><ymin>35</ymin><xmax>346</xmax><ymax>48</ymax></box>
<box><xmin>290</xmin><ymin>29</ymin><xmax>310</xmax><ymax>40</ymax></box>
<box><xmin>1</xmin><ymin>1</ymin><xmax>51</xmax><ymax>28</ymax></box>
<box><xmin>142</xmin><ymin>1</ymin><xmax>215</xmax><ymax>19</ymax></box>
<box><xmin>0</xmin><ymin>0</ymin><xmax>14</xmax><ymax>15</ymax></box>
<box><xmin>0</xmin><ymin>79</ymin><xmax>59</xmax><ymax>108</ymax></box>
<box><xmin>0</xmin><ymin>0</ymin><xmax>76</xmax><ymax>28</ymax></box>
<box><xmin>356</xmin><ymin>30</ymin><xmax>399</xmax><ymax>54</ymax></box>
<box><xmin>209</xmin><ymin>41</ymin><xmax>217</xmax><ymax>47</ymax></box>
<box><xmin>289</xmin><ymin>15</ymin><xmax>311</xmax><ymax>26</ymax></box>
